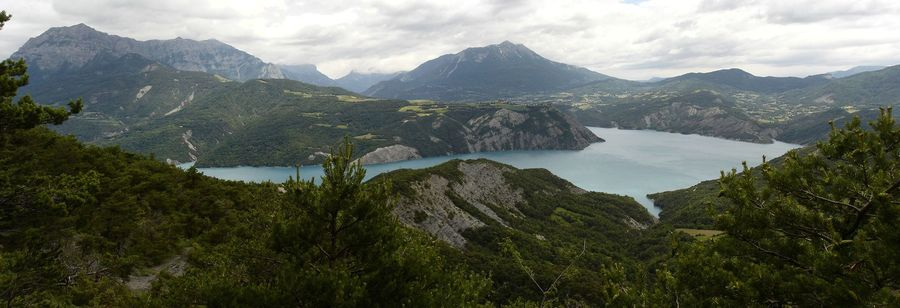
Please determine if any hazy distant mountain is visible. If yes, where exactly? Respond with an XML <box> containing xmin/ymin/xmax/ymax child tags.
<box><xmin>641</xmin><ymin>77</ymin><xmax>667</xmax><ymax>83</ymax></box>
<box><xmin>10</xmin><ymin>23</ymin><xmax>284</xmax><ymax>82</ymax></box>
<box><xmin>825</xmin><ymin>66</ymin><xmax>887</xmax><ymax>78</ymax></box>
<box><xmin>279</xmin><ymin>64</ymin><xmax>338</xmax><ymax>87</ymax></box>
<box><xmin>780</xmin><ymin>65</ymin><xmax>900</xmax><ymax>107</ymax></box>
<box><xmin>657</xmin><ymin>68</ymin><xmax>830</xmax><ymax>93</ymax></box>
<box><xmin>364</xmin><ymin>41</ymin><xmax>610</xmax><ymax>101</ymax></box>
<box><xmin>278</xmin><ymin>66</ymin><xmax>403</xmax><ymax>92</ymax></box>
<box><xmin>337</xmin><ymin>71</ymin><xmax>403</xmax><ymax>93</ymax></box>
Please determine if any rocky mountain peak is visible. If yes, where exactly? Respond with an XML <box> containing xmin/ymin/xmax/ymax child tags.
<box><xmin>456</xmin><ymin>41</ymin><xmax>541</xmax><ymax>63</ymax></box>
<box><xmin>61</xmin><ymin>23</ymin><xmax>96</xmax><ymax>33</ymax></box>
<box><xmin>11</xmin><ymin>24</ymin><xmax>284</xmax><ymax>81</ymax></box>
<box><xmin>278</xmin><ymin>64</ymin><xmax>335</xmax><ymax>87</ymax></box>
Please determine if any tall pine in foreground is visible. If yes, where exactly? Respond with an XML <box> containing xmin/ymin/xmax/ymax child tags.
<box><xmin>667</xmin><ymin>108</ymin><xmax>900</xmax><ymax>306</ymax></box>
<box><xmin>149</xmin><ymin>140</ymin><xmax>490</xmax><ymax>306</ymax></box>
<box><xmin>0</xmin><ymin>11</ymin><xmax>96</xmax><ymax>306</ymax></box>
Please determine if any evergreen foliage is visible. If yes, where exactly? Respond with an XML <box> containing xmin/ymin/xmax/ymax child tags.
<box><xmin>148</xmin><ymin>139</ymin><xmax>491</xmax><ymax>306</ymax></box>
<box><xmin>0</xmin><ymin>11</ymin><xmax>82</xmax><ymax>138</ymax></box>
<box><xmin>3</xmin><ymin>8</ymin><xmax>900</xmax><ymax>307</ymax></box>
<box><xmin>665</xmin><ymin>108</ymin><xmax>900</xmax><ymax>305</ymax></box>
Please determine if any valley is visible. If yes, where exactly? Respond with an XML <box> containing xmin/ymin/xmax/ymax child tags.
<box><xmin>4</xmin><ymin>7</ymin><xmax>900</xmax><ymax>306</ymax></box>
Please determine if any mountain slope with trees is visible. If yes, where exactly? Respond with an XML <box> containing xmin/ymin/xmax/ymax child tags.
<box><xmin>374</xmin><ymin>159</ymin><xmax>657</xmax><ymax>303</ymax></box>
<box><xmin>17</xmin><ymin>52</ymin><xmax>233</xmax><ymax>142</ymax></box>
<box><xmin>105</xmin><ymin>79</ymin><xmax>601</xmax><ymax>167</ymax></box>
<box><xmin>4</xmin><ymin>11</ymin><xmax>899</xmax><ymax>306</ymax></box>
<box><xmin>365</xmin><ymin>41</ymin><xmax>610</xmax><ymax>101</ymax></box>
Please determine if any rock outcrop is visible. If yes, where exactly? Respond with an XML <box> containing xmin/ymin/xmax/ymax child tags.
<box><xmin>379</xmin><ymin>159</ymin><xmax>655</xmax><ymax>248</ymax></box>
<box><xmin>352</xmin><ymin>106</ymin><xmax>602</xmax><ymax>166</ymax></box>
<box><xmin>574</xmin><ymin>90</ymin><xmax>780</xmax><ymax>143</ymax></box>
<box><xmin>630</xmin><ymin>101</ymin><xmax>780</xmax><ymax>143</ymax></box>
<box><xmin>357</xmin><ymin>145</ymin><xmax>422</xmax><ymax>165</ymax></box>
<box><xmin>460</xmin><ymin>107</ymin><xmax>602</xmax><ymax>152</ymax></box>
<box><xmin>389</xmin><ymin>161</ymin><xmax>527</xmax><ymax>247</ymax></box>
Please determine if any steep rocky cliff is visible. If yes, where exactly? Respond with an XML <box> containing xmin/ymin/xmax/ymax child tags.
<box><xmin>373</xmin><ymin>159</ymin><xmax>659</xmax><ymax>303</ymax></box>
<box><xmin>352</xmin><ymin>105</ymin><xmax>602</xmax><ymax>165</ymax></box>
<box><xmin>375</xmin><ymin>159</ymin><xmax>655</xmax><ymax>248</ymax></box>
<box><xmin>573</xmin><ymin>90</ymin><xmax>780</xmax><ymax>143</ymax></box>
<box><xmin>11</xmin><ymin>23</ymin><xmax>283</xmax><ymax>82</ymax></box>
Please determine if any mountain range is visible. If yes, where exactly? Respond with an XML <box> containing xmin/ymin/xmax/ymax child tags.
<box><xmin>278</xmin><ymin>64</ymin><xmax>403</xmax><ymax>93</ymax></box>
<box><xmin>11</xmin><ymin>24</ymin><xmax>283</xmax><ymax>82</ymax></box>
<box><xmin>6</xmin><ymin>18</ymin><xmax>900</xmax><ymax>306</ymax></box>
<box><xmin>11</xmin><ymin>23</ymin><xmax>900</xmax><ymax>159</ymax></box>
<box><xmin>10</xmin><ymin>25</ymin><xmax>603</xmax><ymax>167</ymax></box>
<box><xmin>826</xmin><ymin>65</ymin><xmax>887</xmax><ymax>78</ymax></box>
<box><xmin>364</xmin><ymin>41</ymin><xmax>611</xmax><ymax>101</ymax></box>
<box><xmin>10</xmin><ymin>24</ymin><xmax>400</xmax><ymax>95</ymax></box>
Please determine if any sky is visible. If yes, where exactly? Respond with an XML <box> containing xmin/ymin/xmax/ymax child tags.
<box><xmin>2</xmin><ymin>0</ymin><xmax>900</xmax><ymax>80</ymax></box>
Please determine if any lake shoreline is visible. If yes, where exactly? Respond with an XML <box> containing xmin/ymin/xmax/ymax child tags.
<box><xmin>182</xmin><ymin>127</ymin><xmax>801</xmax><ymax>216</ymax></box>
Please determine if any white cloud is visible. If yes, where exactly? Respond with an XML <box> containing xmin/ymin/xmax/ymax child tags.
<box><xmin>2</xmin><ymin>0</ymin><xmax>900</xmax><ymax>80</ymax></box>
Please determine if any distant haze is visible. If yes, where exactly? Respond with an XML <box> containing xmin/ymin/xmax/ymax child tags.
<box><xmin>3</xmin><ymin>0</ymin><xmax>900</xmax><ymax>80</ymax></box>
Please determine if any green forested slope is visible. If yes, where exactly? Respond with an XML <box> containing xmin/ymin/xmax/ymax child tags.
<box><xmin>374</xmin><ymin>159</ymin><xmax>662</xmax><ymax>303</ymax></box>
<box><xmin>109</xmin><ymin>78</ymin><xmax>600</xmax><ymax>167</ymax></box>
<box><xmin>19</xmin><ymin>52</ymin><xmax>234</xmax><ymax>142</ymax></box>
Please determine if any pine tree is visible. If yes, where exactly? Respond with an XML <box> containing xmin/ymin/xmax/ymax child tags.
<box><xmin>669</xmin><ymin>108</ymin><xmax>900</xmax><ymax>306</ymax></box>
<box><xmin>0</xmin><ymin>11</ymin><xmax>82</xmax><ymax>139</ymax></box>
<box><xmin>150</xmin><ymin>139</ymin><xmax>490</xmax><ymax>306</ymax></box>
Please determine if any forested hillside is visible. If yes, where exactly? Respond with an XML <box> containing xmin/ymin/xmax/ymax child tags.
<box><xmin>3</xmin><ymin>10</ymin><xmax>899</xmax><ymax>307</ymax></box>
<box><xmin>373</xmin><ymin>159</ymin><xmax>663</xmax><ymax>303</ymax></box>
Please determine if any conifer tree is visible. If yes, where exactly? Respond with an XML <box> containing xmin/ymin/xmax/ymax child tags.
<box><xmin>0</xmin><ymin>11</ymin><xmax>82</xmax><ymax>138</ymax></box>
<box><xmin>669</xmin><ymin>108</ymin><xmax>900</xmax><ymax>306</ymax></box>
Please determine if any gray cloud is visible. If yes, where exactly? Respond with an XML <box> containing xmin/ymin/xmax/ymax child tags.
<box><xmin>1</xmin><ymin>0</ymin><xmax>900</xmax><ymax>80</ymax></box>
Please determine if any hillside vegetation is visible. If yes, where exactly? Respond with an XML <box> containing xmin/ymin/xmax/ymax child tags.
<box><xmin>373</xmin><ymin>159</ymin><xmax>662</xmax><ymax>303</ymax></box>
<box><xmin>107</xmin><ymin>79</ymin><xmax>601</xmax><ymax>166</ymax></box>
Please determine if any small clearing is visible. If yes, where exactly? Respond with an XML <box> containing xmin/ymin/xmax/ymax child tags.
<box><xmin>675</xmin><ymin>228</ymin><xmax>724</xmax><ymax>240</ymax></box>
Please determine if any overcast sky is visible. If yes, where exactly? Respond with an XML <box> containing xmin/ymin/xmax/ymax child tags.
<box><xmin>2</xmin><ymin>0</ymin><xmax>900</xmax><ymax>80</ymax></box>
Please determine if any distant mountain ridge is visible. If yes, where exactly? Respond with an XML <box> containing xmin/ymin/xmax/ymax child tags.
<box><xmin>826</xmin><ymin>66</ymin><xmax>887</xmax><ymax>78</ymax></box>
<box><xmin>278</xmin><ymin>64</ymin><xmax>337</xmax><ymax>87</ymax></box>
<box><xmin>365</xmin><ymin>41</ymin><xmax>610</xmax><ymax>101</ymax></box>
<box><xmin>779</xmin><ymin>65</ymin><xmax>900</xmax><ymax>107</ymax></box>
<box><xmin>10</xmin><ymin>23</ymin><xmax>284</xmax><ymax>82</ymax></box>
<box><xmin>656</xmin><ymin>68</ymin><xmax>831</xmax><ymax>93</ymax></box>
<box><xmin>338</xmin><ymin>71</ymin><xmax>403</xmax><ymax>93</ymax></box>
<box><xmin>278</xmin><ymin>65</ymin><xmax>403</xmax><ymax>93</ymax></box>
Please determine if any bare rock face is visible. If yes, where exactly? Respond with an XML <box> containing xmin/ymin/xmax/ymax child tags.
<box><xmin>392</xmin><ymin>175</ymin><xmax>486</xmax><ymax>247</ymax></box>
<box><xmin>392</xmin><ymin>160</ymin><xmax>526</xmax><ymax>248</ymax></box>
<box><xmin>634</xmin><ymin>101</ymin><xmax>779</xmax><ymax>143</ymax></box>
<box><xmin>352</xmin><ymin>106</ymin><xmax>602</xmax><ymax>167</ymax></box>
<box><xmin>11</xmin><ymin>23</ymin><xmax>284</xmax><ymax>81</ymax></box>
<box><xmin>383</xmin><ymin>159</ymin><xmax>658</xmax><ymax>251</ymax></box>
<box><xmin>357</xmin><ymin>145</ymin><xmax>422</xmax><ymax>165</ymax></box>
<box><xmin>461</xmin><ymin>107</ymin><xmax>602</xmax><ymax>152</ymax></box>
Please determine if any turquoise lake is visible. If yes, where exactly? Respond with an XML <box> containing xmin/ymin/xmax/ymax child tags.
<box><xmin>182</xmin><ymin>127</ymin><xmax>800</xmax><ymax>215</ymax></box>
